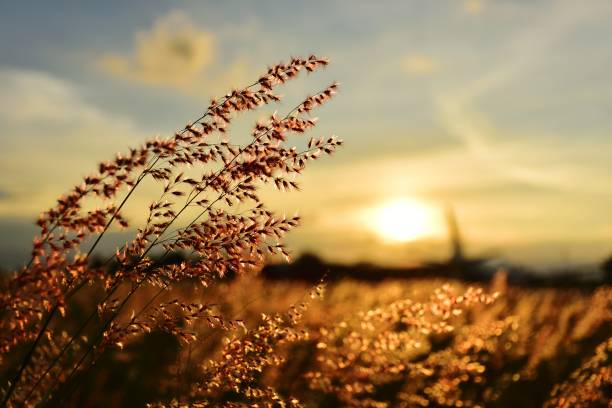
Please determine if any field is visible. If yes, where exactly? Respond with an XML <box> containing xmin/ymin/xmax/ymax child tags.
<box><xmin>0</xmin><ymin>49</ymin><xmax>610</xmax><ymax>407</ymax></box>
<box><xmin>3</xmin><ymin>270</ymin><xmax>609</xmax><ymax>407</ymax></box>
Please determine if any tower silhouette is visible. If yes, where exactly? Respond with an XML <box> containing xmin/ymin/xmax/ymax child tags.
<box><xmin>445</xmin><ymin>205</ymin><xmax>465</xmax><ymax>265</ymax></box>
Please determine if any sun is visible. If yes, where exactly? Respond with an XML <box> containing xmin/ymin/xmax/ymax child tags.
<box><xmin>370</xmin><ymin>198</ymin><xmax>439</xmax><ymax>243</ymax></box>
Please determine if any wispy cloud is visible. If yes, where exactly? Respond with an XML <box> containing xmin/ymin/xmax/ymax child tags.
<box><xmin>434</xmin><ymin>1</ymin><xmax>610</xmax><ymax>194</ymax></box>
<box><xmin>96</xmin><ymin>11</ymin><xmax>249</xmax><ymax>96</ymax></box>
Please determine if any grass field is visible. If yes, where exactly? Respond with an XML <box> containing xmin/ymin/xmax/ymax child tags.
<box><xmin>3</xmin><ymin>272</ymin><xmax>605</xmax><ymax>407</ymax></box>
<box><xmin>1</xmin><ymin>45</ymin><xmax>610</xmax><ymax>407</ymax></box>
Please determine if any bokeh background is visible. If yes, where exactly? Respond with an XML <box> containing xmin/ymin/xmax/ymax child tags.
<box><xmin>1</xmin><ymin>0</ymin><xmax>612</xmax><ymax>270</ymax></box>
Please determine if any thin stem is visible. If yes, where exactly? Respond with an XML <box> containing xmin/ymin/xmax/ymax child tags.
<box><xmin>86</xmin><ymin>156</ymin><xmax>160</xmax><ymax>258</ymax></box>
<box><xmin>20</xmin><ymin>287</ymin><xmax>117</xmax><ymax>403</ymax></box>
<box><xmin>48</xmin><ymin>181</ymin><xmax>241</xmax><ymax>403</ymax></box>
<box><xmin>12</xmin><ymin>87</ymin><xmax>256</xmax><ymax>403</ymax></box>
<box><xmin>192</xmin><ymin>281</ymin><xmax>320</xmax><ymax>391</ymax></box>
<box><xmin>22</xmin><ymin>179</ymin><xmax>107</xmax><ymax>271</ymax></box>
<box><xmin>1</xmin><ymin>165</ymin><xmax>156</xmax><ymax>406</ymax></box>
<box><xmin>0</xmin><ymin>304</ymin><xmax>57</xmax><ymax>407</ymax></box>
<box><xmin>29</xmin><ymin>73</ymin><xmax>329</xmax><ymax>405</ymax></box>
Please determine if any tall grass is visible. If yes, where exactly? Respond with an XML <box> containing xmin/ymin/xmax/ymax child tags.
<box><xmin>0</xmin><ymin>55</ymin><xmax>340</xmax><ymax>406</ymax></box>
<box><xmin>0</xmin><ymin>54</ymin><xmax>610</xmax><ymax>408</ymax></box>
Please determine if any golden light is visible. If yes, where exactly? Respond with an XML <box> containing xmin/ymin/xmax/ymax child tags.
<box><xmin>368</xmin><ymin>198</ymin><xmax>440</xmax><ymax>243</ymax></box>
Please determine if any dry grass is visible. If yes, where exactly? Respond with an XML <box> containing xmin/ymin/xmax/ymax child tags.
<box><xmin>0</xmin><ymin>54</ymin><xmax>610</xmax><ymax>407</ymax></box>
<box><xmin>0</xmin><ymin>55</ymin><xmax>340</xmax><ymax>406</ymax></box>
<box><xmin>181</xmin><ymin>275</ymin><xmax>608</xmax><ymax>408</ymax></box>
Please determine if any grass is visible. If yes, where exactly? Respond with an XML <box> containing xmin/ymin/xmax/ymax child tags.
<box><xmin>0</xmin><ymin>54</ymin><xmax>609</xmax><ymax>407</ymax></box>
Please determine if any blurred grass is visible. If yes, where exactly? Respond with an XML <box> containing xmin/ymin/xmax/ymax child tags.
<box><xmin>2</xmin><ymin>272</ymin><xmax>606</xmax><ymax>407</ymax></box>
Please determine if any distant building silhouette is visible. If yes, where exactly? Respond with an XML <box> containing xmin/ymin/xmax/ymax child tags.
<box><xmin>445</xmin><ymin>205</ymin><xmax>464</xmax><ymax>265</ymax></box>
<box><xmin>261</xmin><ymin>204</ymin><xmax>605</xmax><ymax>288</ymax></box>
<box><xmin>438</xmin><ymin>205</ymin><xmax>491</xmax><ymax>280</ymax></box>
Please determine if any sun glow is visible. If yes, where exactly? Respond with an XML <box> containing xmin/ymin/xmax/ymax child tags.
<box><xmin>369</xmin><ymin>198</ymin><xmax>440</xmax><ymax>243</ymax></box>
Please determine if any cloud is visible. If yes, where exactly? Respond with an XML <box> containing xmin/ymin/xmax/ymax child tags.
<box><xmin>401</xmin><ymin>55</ymin><xmax>439</xmax><ymax>76</ymax></box>
<box><xmin>97</xmin><ymin>11</ymin><xmax>248</xmax><ymax>95</ymax></box>
<box><xmin>0</xmin><ymin>68</ymin><xmax>145</xmax><ymax>217</ymax></box>
<box><xmin>0</xmin><ymin>69</ymin><xmax>106</xmax><ymax>124</ymax></box>
<box><xmin>435</xmin><ymin>95</ymin><xmax>612</xmax><ymax>195</ymax></box>
<box><xmin>464</xmin><ymin>0</ymin><xmax>483</xmax><ymax>15</ymax></box>
<box><xmin>433</xmin><ymin>2</ymin><xmax>611</xmax><ymax>194</ymax></box>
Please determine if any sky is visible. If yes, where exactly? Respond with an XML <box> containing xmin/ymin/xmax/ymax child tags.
<box><xmin>1</xmin><ymin>0</ymin><xmax>612</xmax><ymax>268</ymax></box>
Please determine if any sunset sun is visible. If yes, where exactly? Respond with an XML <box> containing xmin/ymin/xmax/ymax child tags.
<box><xmin>370</xmin><ymin>198</ymin><xmax>439</xmax><ymax>243</ymax></box>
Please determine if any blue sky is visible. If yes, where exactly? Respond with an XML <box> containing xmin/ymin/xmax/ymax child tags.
<box><xmin>1</xmin><ymin>1</ymin><xmax>612</xmax><ymax>268</ymax></box>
